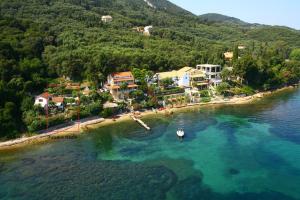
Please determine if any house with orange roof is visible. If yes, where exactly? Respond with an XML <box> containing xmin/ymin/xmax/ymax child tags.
<box><xmin>106</xmin><ymin>71</ymin><xmax>138</xmax><ymax>100</ymax></box>
<box><xmin>52</xmin><ymin>97</ymin><xmax>65</xmax><ymax>110</ymax></box>
<box><xmin>34</xmin><ymin>92</ymin><xmax>52</xmax><ymax>108</ymax></box>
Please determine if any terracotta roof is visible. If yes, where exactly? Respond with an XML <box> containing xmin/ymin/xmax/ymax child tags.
<box><xmin>110</xmin><ymin>84</ymin><xmax>138</xmax><ymax>90</ymax></box>
<box><xmin>38</xmin><ymin>92</ymin><xmax>51</xmax><ymax>99</ymax></box>
<box><xmin>112</xmin><ymin>72</ymin><xmax>134</xmax><ymax>79</ymax></box>
<box><xmin>111</xmin><ymin>85</ymin><xmax>120</xmax><ymax>90</ymax></box>
<box><xmin>52</xmin><ymin>97</ymin><xmax>64</xmax><ymax>103</ymax></box>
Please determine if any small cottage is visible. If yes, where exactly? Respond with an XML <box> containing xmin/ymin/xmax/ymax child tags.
<box><xmin>101</xmin><ymin>15</ymin><xmax>113</xmax><ymax>23</ymax></box>
<box><xmin>34</xmin><ymin>92</ymin><xmax>52</xmax><ymax>108</ymax></box>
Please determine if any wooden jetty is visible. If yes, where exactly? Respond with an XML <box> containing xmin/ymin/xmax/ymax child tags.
<box><xmin>130</xmin><ymin>115</ymin><xmax>151</xmax><ymax>131</ymax></box>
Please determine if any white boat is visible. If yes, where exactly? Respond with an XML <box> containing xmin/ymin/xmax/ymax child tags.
<box><xmin>177</xmin><ymin>129</ymin><xmax>185</xmax><ymax>138</ymax></box>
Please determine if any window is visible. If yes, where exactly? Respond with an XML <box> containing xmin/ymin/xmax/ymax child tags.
<box><xmin>216</xmin><ymin>67</ymin><xmax>220</xmax><ymax>72</ymax></box>
<box><xmin>39</xmin><ymin>99</ymin><xmax>43</xmax><ymax>102</ymax></box>
<box><xmin>211</xmin><ymin>75</ymin><xmax>216</xmax><ymax>79</ymax></box>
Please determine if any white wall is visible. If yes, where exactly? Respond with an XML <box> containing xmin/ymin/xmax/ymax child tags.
<box><xmin>34</xmin><ymin>97</ymin><xmax>48</xmax><ymax>108</ymax></box>
<box><xmin>178</xmin><ymin>73</ymin><xmax>190</xmax><ymax>87</ymax></box>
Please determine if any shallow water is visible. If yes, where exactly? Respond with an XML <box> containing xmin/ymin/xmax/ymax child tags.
<box><xmin>0</xmin><ymin>89</ymin><xmax>300</xmax><ymax>200</ymax></box>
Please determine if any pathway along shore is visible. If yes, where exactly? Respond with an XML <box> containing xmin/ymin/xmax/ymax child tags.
<box><xmin>0</xmin><ymin>86</ymin><xmax>297</xmax><ymax>150</ymax></box>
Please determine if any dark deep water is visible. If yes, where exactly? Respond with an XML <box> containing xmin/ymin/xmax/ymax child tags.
<box><xmin>0</xmin><ymin>88</ymin><xmax>300</xmax><ymax>200</ymax></box>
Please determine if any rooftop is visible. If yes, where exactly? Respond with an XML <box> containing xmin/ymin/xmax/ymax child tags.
<box><xmin>197</xmin><ymin>64</ymin><xmax>221</xmax><ymax>68</ymax></box>
<box><xmin>38</xmin><ymin>92</ymin><xmax>51</xmax><ymax>99</ymax></box>
<box><xmin>224</xmin><ymin>52</ymin><xmax>233</xmax><ymax>59</ymax></box>
<box><xmin>156</xmin><ymin>67</ymin><xmax>193</xmax><ymax>79</ymax></box>
<box><xmin>52</xmin><ymin>97</ymin><xmax>64</xmax><ymax>103</ymax></box>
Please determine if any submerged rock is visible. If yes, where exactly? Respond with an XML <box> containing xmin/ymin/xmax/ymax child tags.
<box><xmin>0</xmin><ymin>162</ymin><xmax>4</xmax><ymax>172</ymax></box>
<box><xmin>228</xmin><ymin>168</ymin><xmax>240</xmax><ymax>175</ymax></box>
<box><xmin>171</xmin><ymin>176</ymin><xmax>217</xmax><ymax>200</ymax></box>
<box><xmin>21</xmin><ymin>158</ymin><xmax>35</xmax><ymax>165</ymax></box>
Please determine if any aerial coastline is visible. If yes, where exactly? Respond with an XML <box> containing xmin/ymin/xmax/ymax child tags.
<box><xmin>0</xmin><ymin>85</ymin><xmax>297</xmax><ymax>150</ymax></box>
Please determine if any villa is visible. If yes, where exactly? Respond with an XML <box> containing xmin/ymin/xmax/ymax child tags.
<box><xmin>154</xmin><ymin>67</ymin><xmax>193</xmax><ymax>88</ymax></box>
<box><xmin>196</xmin><ymin>64</ymin><xmax>222</xmax><ymax>87</ymax></box>
<box><xmin>34</xmin><ymin>93</ymin><xmax>65</xmax><ymax>110</ymax></box>
<box><xmin>101</xmin><ymin>15</ymin><xmax>113</xmax><ymax>23</ymax></box>
<box><xmin>52</xmin><ymin>97</ymin><xmax>65</xmax><ymax>110</ymax></box>
<box><xmin>106</xmin><ymin>71</ymin><xmax>138</xmax><ymax>100</ymax></box>
<box><xmin>34</xmin><ymin>92</ymin><xmax>51</xmax><ymax>108</ymax></box>
<box><xmin>154</xmin><ymin>67</ymin><xmax>207</xmax><ymax>89</ymax></box>
<box><xmin>189</xmin><ymin>69</ymin><xmax>209</xmax><ymax>90</ymax></box>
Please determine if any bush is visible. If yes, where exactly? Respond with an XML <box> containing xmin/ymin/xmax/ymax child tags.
<box><xmin>156</xmin><ymin>87</ymin><xmax>185</xmax><ymax>96</ymax></box>
<box><xmin>201</xmin><ymin>97</ymin><xmax>211</xmax><ymax>103</ymax></box>
<box><xmin>199</xmin><ymin>90</ymin><xmax>210</xmax><ymax>97</ymax></box>
<box><xmin>27</xmin><ymin>118</ymin><xmax>47</xmax><ymax>132</ymax></box>
<box><xmin>101</xmin><ymin>108</ymin><xmax>114</xmax><ymax>118</ymax></box>
<box><xmin>240</xmin><ymin>86</ymin><xmax>255</xmax><ymax>96</ymax></box>
<box><xmin>48</xmin><ymin>115</ymin><xmax>65</xmax><ymax>127</ymax></box>
<box><xmin>85</xmin><ymin>102</ymin><xmax>103</xmax><ymax>116</ymax></box>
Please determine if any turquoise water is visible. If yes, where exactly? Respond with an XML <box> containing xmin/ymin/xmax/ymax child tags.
<box><xmin>0</xmin><ymin>89</ymin><xmax>300</xmax><ymax>200</ymax></box>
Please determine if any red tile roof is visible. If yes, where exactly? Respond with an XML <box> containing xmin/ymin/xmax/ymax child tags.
<box><xmin>52</xmin><ymin>97</ymin><xmax>64</xmax><ymax>103</ymax></box>
<box><xmin>110</xmin><ymin>84</ymin><xmax>138</xmax><ymax>90</ymax></box>
<box><xmin>39</xmin><ymin>92</ymin><xmax>51</xmax><ymax>99</ymax></box>
<box><xmin>112</xmin><ymin>72</ymin><xmax>134</xmax><ymax>81</ymax></box>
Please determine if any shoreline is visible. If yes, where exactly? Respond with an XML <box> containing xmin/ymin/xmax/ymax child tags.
<box><xmin>0</xmin><ymin>85</ymin><xmax>297</xmax><ymax>150</ymax></box>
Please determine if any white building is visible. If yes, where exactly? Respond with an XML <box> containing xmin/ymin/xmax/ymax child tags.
<box><xmin>105</xmin><ymin>71</ymin><xmax>138</xmax><ymax>100</ymax></box>
<box><xmin>144</xmin><ymin>26</ymin><xmax>153</xmax><ymax>36</ymax></box>
<box><xmin>196</xmin><ymin>64</ymin><xmax>222</xmax><ymax>86</ymax></box>
<box><xmin>34</xmin><ymin>92</ymin><xmax>51</xmax><ymax>108</ymax></box>
<box><xmin>101</xmin><ymin>15</ymin><xmax>113</xmax><ymax>23</ymax></box>
<box><xmin>154</xmin><ymin>67</ymin><xmax>192</xmax><ymax>88</ymax></box>
<box><xmin>154</xmin><ymin>67</ymin><xmax>207</xmax><ymax>89</ymax></box>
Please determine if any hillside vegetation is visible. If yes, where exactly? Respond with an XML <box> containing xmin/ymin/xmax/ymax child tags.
<box><xmin>0</xmin><ymin>0</ymin><xmax>300</xmax><ymax>138</ymax></box>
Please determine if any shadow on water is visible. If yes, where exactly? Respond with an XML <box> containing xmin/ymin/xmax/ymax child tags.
<box><xmin>169</xmin><ymin>175</ymin><xmax>299</xmax><ymax>200</ymax></box>
<box><xmin>217</xmin><ymin>119</ymin><xmax>252</xmax><ymax>146</ymax></box>
<box><xmin>2</xmin><ymin>151</ymin><xmax>298</xmax><ymax>200</ymax></box>
<box><xmin>0</xmin><ymin>153</ymin><xmax>178</xmax><ymax>200</ymax></box>
<box><xmin>254</xmin><ymin>144</ymin><xmax>300</xmax><ymax>176</ymax></box>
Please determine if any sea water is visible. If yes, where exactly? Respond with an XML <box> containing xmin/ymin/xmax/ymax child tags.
<box><xmin>0</xmin><ymin>88</ymin><xmax>299</xmax><ymax>200</ymax></box>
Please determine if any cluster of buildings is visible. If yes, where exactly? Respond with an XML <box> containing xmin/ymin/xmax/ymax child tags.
<box><xmin>104</xmin><ymin>64</ymin><xmax>222</xmax><ymax>100</ymax></box>
<box><xmin>34</xmin><ymin>92</ymin><xmax>66</xmax><ymax>110</ymax></box>
<box><xmin>34</xmin><ymin>83</ymin><xmax>91</xmax><ymax>110</ymax></box>
<box><xmin>154</xmin><ymin>64</ymin><xmax>222</xmax><ymax>89</ymax></box>
<box><xmin>34</xmin><ymin>64</ymin><xmax>223</xmax><ymax>107</ymax></box>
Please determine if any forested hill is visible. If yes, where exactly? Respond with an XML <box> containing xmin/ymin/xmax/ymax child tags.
<box><xmin>1</xmin><ymin>0</ymin><xmax>300</xmax><ymax>138</ymax></box>
<box><xmin>198</xmin><ymin>13</ymin><xmax>249</xmax><ymax>26</ymax></box>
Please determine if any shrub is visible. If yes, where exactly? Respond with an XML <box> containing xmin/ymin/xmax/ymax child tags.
<box><xmin>101</xmin><ymin>108</ymin><xmax>114</xmax><ymax>118</ymax></box>
<box><xmin>199</xmin><ymin>90</ymin><xmax>210</xmax><ymax>97</ymax></box>
<box><xmin>201</xmin><ymin>97</ymin><xmax>211</xmax><ymax>103</ymax></box>
<box><xmin>240</xmin><ymin>86</ymin><xmax>255</xmax><ymax>96</ymax></box>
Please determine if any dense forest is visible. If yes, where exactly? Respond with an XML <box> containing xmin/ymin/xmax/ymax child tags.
<box><xmin>1</xmin><ymin>0</ymin><xmax>300</xmax><ymax>139</ymax></box>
